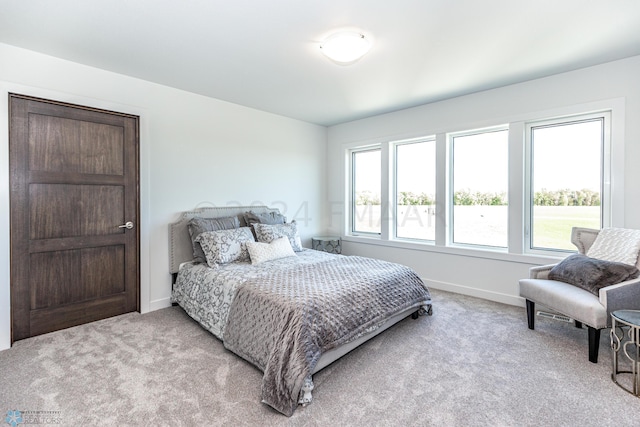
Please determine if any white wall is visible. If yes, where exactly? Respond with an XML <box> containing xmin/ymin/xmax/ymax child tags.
<box><xmin>327</xmin><ymin>55</ymin><xmax>640</xmax><ymax>306</ymax></box>
<box><xmin>0</xmin><ymin>43</ymin><xmax>328</xmax><ymax>351</ymax></box>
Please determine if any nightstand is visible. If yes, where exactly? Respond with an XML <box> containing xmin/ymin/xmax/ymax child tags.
<box><xmin>311</xmin><ymin>236</ymin><xmax>341</xmax><ymax>254</ymax></box>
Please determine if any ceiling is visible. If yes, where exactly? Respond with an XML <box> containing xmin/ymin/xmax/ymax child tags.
<box><xmin>1</xmin><ymin>0</ymin><xmax>640</xmax><ymax>126</ymax></box>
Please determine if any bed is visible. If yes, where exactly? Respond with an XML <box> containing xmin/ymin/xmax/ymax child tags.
<box><xmin>169</xmin><ymin>205</ymin><xmax>432</xmax><ymax>416</ymax></box>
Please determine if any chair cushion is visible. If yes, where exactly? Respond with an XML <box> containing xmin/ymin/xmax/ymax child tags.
<box><xmin>548</xmin><ymin>253</ymin><xmax>639</xmax><ymax>295</ymax></box>
<box><xmin>519</xmin><ymin>278</ymin><xmax>609</xmax><ymax>328</ymax></box>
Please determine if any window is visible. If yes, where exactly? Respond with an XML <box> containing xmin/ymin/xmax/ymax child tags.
<box><xmin>344</xmin><ymin>100</ymin><xmax>620</xmax><ymax>260</ymax></box>
<box><xmin>527</xmin><ymin>113</ymin><xmax>608</xmax><ymax>251</ymax></box>
<box><xmin>451</xmin><ymin>128</ymin><xmax>509</xmax><ymax>248</ymax></box>
<box><xmin>395</xmin><ymin>139</ymin><xmax>436</xmax><ymax>241</ymax></box>
<box><xmin>351</xmin><ymin>148</ymin><xmax>381</xmax><ymax>234</ymax></box>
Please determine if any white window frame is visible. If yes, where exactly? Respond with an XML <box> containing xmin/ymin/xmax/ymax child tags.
<box><xmin>342</xmin><ymin>98</ymin><xmax>625</xmax><ymax>264</ymax></box>
<box><xmin>349</xmin><ymin>145</ymin><xmax>382</xmax><ymax>237</ymax></box>
<box><xmin>447</xmin><ymin>125</ymin><xmax>510</xmax><ymax>250</ymax></box>
<box><xmin>524</xmin><ymin>111</ymin><xmax>612</xmax><ymax>255</ymax></box>
<box><xmin>392</xmin><ymin>136</ymin><xmax>437</xmax><ymax>243</ymax></box>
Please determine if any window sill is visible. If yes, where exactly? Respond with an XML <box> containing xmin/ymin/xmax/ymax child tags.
<box><xmin>341</xmin><ymin>235</ymin><xmax>564</xmax><ymax>266</ymax></box>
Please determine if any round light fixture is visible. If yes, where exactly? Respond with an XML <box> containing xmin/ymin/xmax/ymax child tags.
<box><xmin>320</xmin><ymin>31</ymin><xmax>371</xmax><ymax>65</ymax></box>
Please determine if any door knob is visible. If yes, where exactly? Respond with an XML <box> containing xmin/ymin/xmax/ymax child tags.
<box><xmin>118</xmin><ymin>221</ymin><xmax>134</xmax><ymax>230</ymax></box>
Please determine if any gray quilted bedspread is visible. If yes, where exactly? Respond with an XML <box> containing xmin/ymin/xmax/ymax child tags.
<box><xmin>222</xmin><ymin>255</ymin><xmax>431</xmax><ymax>416</ymax></box>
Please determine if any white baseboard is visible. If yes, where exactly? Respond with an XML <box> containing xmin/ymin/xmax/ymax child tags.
<box><xmin>148</xmin><ymin>297</ymin><xmax>173</xmax><ymax>312</ymax></box>
<box><xmin>424</xmin><ymin>278</ymin><xmax>525</xmax><ymax>307</ymax></box>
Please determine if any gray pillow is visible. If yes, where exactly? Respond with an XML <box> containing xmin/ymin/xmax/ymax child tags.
<box><xmin>195</xmin><ymin>227</ymin><xmax>254</xmax><ymax>266</ymax></box>
<box><xmin>243</xmin><ymin>210</ymin><xmax>286</xmax><ymax>226</ymax></box>
<box><xmin>548</xmin><ymin>253</ymin><xmax>640</xmax><ymax>295</ymax></box>
<box><xmin>188</xmin><ymin>216</ymin><xmax>240</xmax><ymax>263</ymax></box>
<box><xmin>253</xmin><ymin>221</ymin><xmax>303</xmax><ymax>252</ymax></box>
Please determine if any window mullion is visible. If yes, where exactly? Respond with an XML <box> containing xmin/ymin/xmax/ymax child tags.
<box><xmin>508</xmin><ymin>122</ymin><xmax>525</xmax><ymax>254</ymax></box>
<box><xmin>435</xmin><ymin>133</ymin><xmax>447</xmax><ymax>246</ymax></box>
<box><xmin>380</xmin><ymin>142</ymin><xmax>391</xmax><ymax>241</ymax></box>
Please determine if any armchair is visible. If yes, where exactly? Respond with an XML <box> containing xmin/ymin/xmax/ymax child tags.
<box><xmin>519</xmin><ymin>227</ymin><xmax>640</xmax><ymax>363</ymax></box>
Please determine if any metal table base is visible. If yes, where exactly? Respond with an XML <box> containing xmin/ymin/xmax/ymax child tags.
<box><xmin>610</xmin><ymin>310</ymin><xmax>640</xmax><ymax>397</ymax></box>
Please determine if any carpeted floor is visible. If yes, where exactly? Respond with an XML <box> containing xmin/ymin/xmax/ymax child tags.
<box><xmin>1</xmin><ymin>289</ymin><xmax>638</xmax><ymax>426</ymax></box>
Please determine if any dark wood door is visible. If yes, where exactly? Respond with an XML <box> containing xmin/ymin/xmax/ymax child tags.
<box><xmin>9</xmin><ymin>94</ymin><xmax>139</xmax><ymax>342</ymax></box>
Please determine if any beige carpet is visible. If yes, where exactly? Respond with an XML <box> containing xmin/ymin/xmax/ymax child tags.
<box><xmin>1</xmin><ymin>289</ymin><xmax>638</xmax><ymax>426</ymax></box>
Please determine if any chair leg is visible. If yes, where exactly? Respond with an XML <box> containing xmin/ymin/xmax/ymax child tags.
<box><xmin>526</xmin><ymin>299</ymin><xmax>535</xmax><ymax>330</ymax></box>
<box><xmin>588</xmin><ymin>327</ymin><xmax>600</xmax><ymax>363</ymax></box>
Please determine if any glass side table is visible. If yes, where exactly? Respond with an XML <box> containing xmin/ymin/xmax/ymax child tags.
<box><xmin>610</xmin><ymin>310</ymin><xmax>640</xmax><ymax>397</ymax></box>
<box><xmin>311</xmin><ymin>236</ymin><xmax>341</xmax><ymax>254</ymax></box>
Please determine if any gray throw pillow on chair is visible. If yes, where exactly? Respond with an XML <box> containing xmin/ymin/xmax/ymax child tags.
<box><xmin>548</xmin><ymin>253</ymin><xmax>640</xmax><ymax>295</ymax></box>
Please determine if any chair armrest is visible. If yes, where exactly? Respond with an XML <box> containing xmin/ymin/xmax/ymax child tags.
<box><xmin>528</xmin><ymin>263</ymin><xmax>557</xmax><ymax>280</ymax></box>
<box><xmin>599</xmin><ymin>278</ymin><xmax>640</xmax><ymax>315</ymax></box>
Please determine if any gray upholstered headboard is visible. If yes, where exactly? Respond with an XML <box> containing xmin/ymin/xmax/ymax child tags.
<box><xmin>168</xmin><ymin>205</ymin><xmax>282</xmax><ymax>274</ymax></box>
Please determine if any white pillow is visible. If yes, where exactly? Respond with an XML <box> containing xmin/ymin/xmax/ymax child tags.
<box><xmin>195</xmin><ymin>227</ymin><xmax>254</xmax><ymax>266</ymax></box>
<box><xmin>586</xmin><ymin>227</ymin><xmax>640</xmax><ymax>266</ymax></box>
<box><xmin>246</xmin><ymin>236</ymin><xmax>295</xmax><ymax>265</ymax></box>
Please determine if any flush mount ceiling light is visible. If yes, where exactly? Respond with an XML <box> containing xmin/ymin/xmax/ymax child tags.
<box><xmin>320</xmin><ymin>31</ymin><xmax>371</xmax><ymax>65</ymax></box>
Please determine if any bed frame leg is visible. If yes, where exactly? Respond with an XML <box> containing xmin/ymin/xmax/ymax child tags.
<box><xmin>412</xmin><ymin>304</ymin><xmax>434</xmax><ymax>319</ymax></box>
<box><xmin>298</xmin><ymin>376</ymin><xmax>314</xmax><ymax>406</ymax></box>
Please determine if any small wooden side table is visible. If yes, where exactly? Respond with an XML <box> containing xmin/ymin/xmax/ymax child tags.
<box><xmin>610</xmin><ymin>309</ymin><xmax>640</xmax><ymax>397</ymax></box>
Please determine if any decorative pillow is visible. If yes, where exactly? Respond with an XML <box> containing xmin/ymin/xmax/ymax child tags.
<box><xmin>548</xmin><ymin>253</ymin><xmax>640</xmax><ymax>295</ymax></box>
<box><xmin>586</xmin><ymin>227</ymin><xmax>640</xmax><ymax>266</ymax></box>
<box><xmin>243</xmin><ymin>210</ymin><xmax>286</xmax><ymax>227</ymax></box>
<box><xmin>246</xmin><ymin>237</ymin><xmax>295</xmax><ymax>265</ymax></box>
<box><xmin>195</xmin><ymin>227</ymin><xmax>254</xmax><ymax>266</ymax></box>
<box><xmin>253</xmin><ymin>221</ymin><xmax>303</xmax><ymax>252</ymax></box>
<box><xmin>188</xmin><ymin>216</ymin><xmax>240</xmax><ymax>263</ymax></box>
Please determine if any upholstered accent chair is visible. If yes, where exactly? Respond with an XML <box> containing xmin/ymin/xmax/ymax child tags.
<box><xmin>519</xmin><ymin>227</ymin><xmax>640</xmax><ymax>363</ymax></box>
